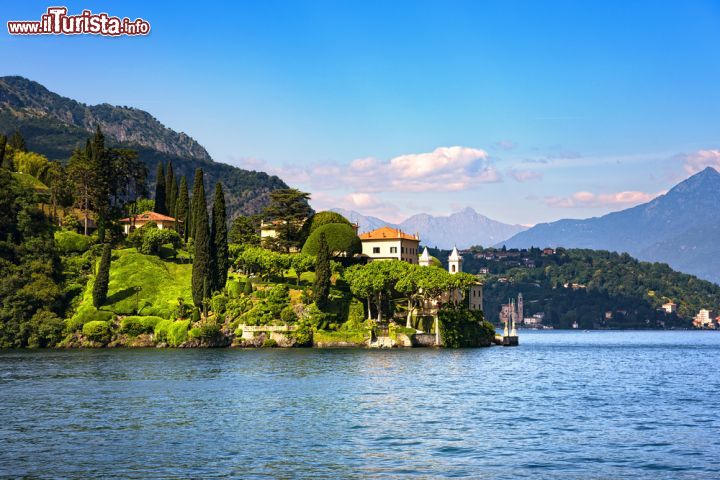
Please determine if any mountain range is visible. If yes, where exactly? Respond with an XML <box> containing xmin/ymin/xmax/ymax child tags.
<box><xmin>0</xmin><ymin>76</ymin><xmax>288</xmax><ymax>218</ymax></box>
<box><xmin>332</xmin><ymin>207</ymin><xmax>528</xmax><ymax>249</ymax></box>
<box><xmin>503</xmin><ymin>167</ymin><xmax>720</xmax><ymax>284</ymax></box>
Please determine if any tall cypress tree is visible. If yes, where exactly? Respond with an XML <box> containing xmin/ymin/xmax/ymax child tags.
<box><xmin>176</xmin><ymin>175</ymin><xmax>189</xmax><ymax>240</ymax></box>
<box><xmin>165</xmin><ymin>161</ymin><xmax>176</xmax><ymax>217</ymax></box>
<box><xmin>191</xmin><ymin>169</ymin><xmax>211</xmax><ymax>307</ymax></box>
<box><xmin>154</xmin><ymin>162</ymin><xmax>167</xmax><ymax>214</ymax></box>
<box><xmin>0</xmin><ymin>134</ymin><xmax>7</xmax><ymax>170</ymax></box>
<box><xmin>189</xmin><ymin>168</ymin><xmax>204</xmax><ymax>239</ymax></box>
<box><xmin>210</xmin><ymin>182</ymin><xmax>229</xmax><ymax>293</ymax></box>
<box><xmin>93</xmin><ymin>244</ymin><xmax>112</xmax><ymax>308</ymax></box>
<box><xmin>313</xmin><ymin>232</ymin><xmax>331</xmax><ymax>310</ymax></box>
<box><xmin>90</xmin><ymin>126</ymin><xmax>111</xmax><ymax>243</ymax></box>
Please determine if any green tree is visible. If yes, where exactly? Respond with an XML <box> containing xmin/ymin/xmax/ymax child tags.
<box><xmin>189</xmin><ymin>168</ymin><xmax>205</xmax><ymax>239</ymax></box>
<box><xmin>262</xmin><ymin>188</ymin><xmax>312</xmax><ymax>252</ymax></box>
<box><xmin>291</xmin><ymin>253</ymin><xmax>315</xmax><ymax>285</ymax></box>
<box><xmin>89</xmin><ymin>126</ymin><xmax>113</xmax><ymax>242</ymax></box>
<box><xmin>301</xmin><ymin>223</ymin><xmax>361</xmax><ymax>257</ymax></box>
<box><xmin>154</xmin><ymin>162</ymin><xmax>167</xmax><ymax>215</ymax></box>
<box><xmin>191</xmin><ymin>169</ymin><xmax>211</xmax><ymax>307</ymax></box>
<box><xmin>313</xmin><ymin>233</ymin><xmax>332</xmax><ymax>309</ymax></box>
<box><xmin>229</xmin><ymin>215</ymin><xmax>261</xmax><ymax>245</ymax></box>
<box><xmin>67</xmin><ymin>145</ymin><xmax>95</xmax><ymax>235</ymax></box>
<box><xmin>93</xmin><ymin>243</ymin><xmax>112</xmax><ymax>308</ymax></box>
<box><xmin>176</xmin><ymin>175</ymin><xmax>189</xmax><ymax>240</ymax></box>
<box><xmin>166</xmin><ymin>161</ymin><xmax>177</xmax><ymax>217</ymax></box>
<box><xmin>0</xmin><ymin>134</ymin><xmax>7</xmax><ymax>169</ymax></box>
<box><xmin>210</xmin><ymin>182</ymin><xmax>229</xmax><ymax>293</ymax></box>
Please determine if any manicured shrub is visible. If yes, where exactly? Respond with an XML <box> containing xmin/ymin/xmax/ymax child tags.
<box><xmin>347</xmin><ymin>298</ymin><xmax>365</xmax><ymax>327</ymax></box>
<box><xmin>242</xmin><ymin>280</ymin><xmax>253</xmax><ymax>295</ymax></box>
<box><xmin>154</xmin><ymin>319</ymin><xmax>173</xmax><ymax>342</ymax></box>
<box><xmin>140</xmin><ymin>228</ymin><xmax>181</xmax><ymax>255</ymax></box>
<box><xmin>120</xmin><ymin>316</ymin><xmax>164</xmax><ymax>336</ymax></box>
<box><xmin>127</xmin><ymin>221</ymin><xmax>158</xmax><ymax>249</ymax></box>
<box><xmin>67</xmin><ymin>305</ymin><xmax>114</xmax><ymax>332</ymax></box>
<box><xmin>262</xmin><ymin>338</ymin><xmax>277</xmax><ymax>348</ymax></box>
<box><xmin>168</xmin><ymin>320</ymin><xmax>191</xmax><ymax>346</ymax></box>
<box><xmin>302</xmin><ymin>211</ymin><xmax>352</xmax><ymax>237</ymax></box>
<box><xmin>227</xmin><ymin>279</ymin><xmax>241</xmax><ymax>298</ymax></box>
<box><xmin>82</xmin><ymin>320</ymin><xmax>111</xmax><ymax>343</ymax></box>
<box><xmin>301</xmin><ymin>223</ymin><xmax>361</xmax><ymax>257</ymax></box>
<box><xmin>211</xmin><ymin>293</ymin><xmax>228</xmax><ymax>315</ymax></box>
<box><xmin>54</xmin><ymin>230</ymin><xmax>94</xmax><ymax>254</ymax></box>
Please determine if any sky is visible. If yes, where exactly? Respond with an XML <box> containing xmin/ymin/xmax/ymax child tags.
<box><xmin>2</xmin><ymin>0</ymin><xmax>720</xmax><ymax>225</ymax></box>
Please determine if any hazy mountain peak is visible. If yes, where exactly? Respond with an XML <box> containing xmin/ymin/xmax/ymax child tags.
<box><xmin>332</xmin><ymin>207</ymin><xmax>526</xmax><ymax>249</ymax></box>
<box><xmin>503</xmin><ymin>167</ymin><xmax>720</xmax><ymax>283</ymax></box>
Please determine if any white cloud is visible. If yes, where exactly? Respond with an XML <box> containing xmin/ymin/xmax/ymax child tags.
<box><xmin>274</xmin><ymin>146</ymin><xmax>500</xmax><ymax>193</ymax></box>
<box><xmin>682</xmin><ymin>149</ymin><xmax>720</xmax><ymax>175</ymax></box>
<box><xmin>543</xmin><ymin>190</ymin><xmax>660</xmax><ymax>208</ymax></box>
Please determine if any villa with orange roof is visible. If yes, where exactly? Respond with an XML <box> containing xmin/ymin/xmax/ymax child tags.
<box><xmin>359</xmin><ymin>226</ymin><xmax>420</xmax><ymax>263</ymax></box>
<box><xmin>119</xmin><ymin>211</ymin><xmax>177</xmax><ymax>235</ymax></box>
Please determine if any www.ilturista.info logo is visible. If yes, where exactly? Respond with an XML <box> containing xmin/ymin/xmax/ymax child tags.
<box><xmin>7</xmin><ymin>7</ymin><xmax>150</xmax><ymax>36</ymax></box>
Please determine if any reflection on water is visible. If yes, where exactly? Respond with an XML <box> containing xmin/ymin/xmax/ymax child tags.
<box><xmin>1</xmin><ymin>331</ymin><xmax>719</xmax><ymax>478</ymax></box>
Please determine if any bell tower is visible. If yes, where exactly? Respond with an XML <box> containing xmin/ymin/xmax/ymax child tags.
<box><xmin>448</xmin><ymin>246</ymin><xmax>462</xmax><ymax>274</ymax></box>
<box><xmin>419</xmin><ymin>247</ymin><xmax>431</xmax><ymax>267</ymax></box>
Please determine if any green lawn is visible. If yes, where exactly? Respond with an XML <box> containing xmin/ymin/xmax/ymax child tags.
<box><xmin>75</xmin><ymin>248</ymin><xmax>193</xmax><ymax>320</ymax></box>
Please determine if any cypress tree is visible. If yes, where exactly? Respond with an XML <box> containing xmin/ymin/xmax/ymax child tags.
<box><xmin>189</xmin><ymin>168</ymin><xmax>204</xmax><ymax>239</ymax></box>
<box><xmin>191</xmin><ymin>169</ymin><xmax>211</xmax><ymax>307</ymax></box>
<box><xmin>166</xmin><ymin>161</ymin><xmax>176</xmax><ymax>217</ymax></box>
<box><xmin>93</xmin><ymin>244</ymin><xmax>112</xmax><ymax>308</ymax></box>
<box><xmin>154</xmin><ymin>162</ymin><xmax>167</xmax><ymax>214</ymax></box>
<box><xmin>313</xmin><ymin>232</ymin><xmax>331</xmax><ymax>310</ymax></box>
<box><xmin>176</xmin><ymin>175</ymin><xmax>189</xmax><ymax>240</ymax></box>
<box><xmin>210</xmin><ymin>182</ymin><xmax>229</xmax><ymax>292</ymax></box>
<box><xmin>243</xmin><ymin>279</ymin><xmax>253</xmax><ymax>295</ymax></box>
<box><xmin>0</xmin><ymin>134</ymin><xmax>7</xmax><ymax>169</ymax></box>
<box><xmin>90</xmin><ymin>126</ymin><xmax>111</xmax><ymax>243</ymax></box>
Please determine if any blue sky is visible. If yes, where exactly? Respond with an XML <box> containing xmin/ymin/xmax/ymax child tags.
<box><xmin>2</xmin><ymin>1</ymin><xmax>720</xmax><ymax>224</ymax></box>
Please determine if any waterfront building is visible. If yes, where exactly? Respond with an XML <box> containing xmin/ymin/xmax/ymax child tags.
<box><xmin>693</xmin><ymin>309</ymin><xmax>714</xmax><ymax>328</ymax></box>
<box><xmin>359</xmin><ymin>226</ymin><xmax>420</xmax><ymax>263</ymax></box>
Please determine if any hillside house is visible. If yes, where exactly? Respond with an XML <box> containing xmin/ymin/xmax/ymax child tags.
<box><xmin>119</xmin><ymin>211</ymin><xmax>177</xmax><ymax>235</ymax></box>
<box><xmin>359</xmin><ymin>226</ymin><xmax>420</xmax><ymax>263</ymax></box>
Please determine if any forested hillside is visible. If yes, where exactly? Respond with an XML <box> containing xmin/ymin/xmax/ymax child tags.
<box><xmin>0</xmin><ymin>76</ymin><xmax>289</xmax><ymax>218</ymax></box>
<box><xmin>429</xmin><ymin>246</ymin><xmax>720</xmax><ymax>329</ymax></box>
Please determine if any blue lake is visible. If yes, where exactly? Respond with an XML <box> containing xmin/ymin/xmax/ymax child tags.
<box><xmin>1</xmin><ymin>330</ymin><xmax>719</xmax><ymax>478</ymax></box>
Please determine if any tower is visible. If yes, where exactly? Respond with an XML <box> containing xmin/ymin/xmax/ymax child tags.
<box><xmin>448</xmin><ymin>246</ymin><xmax>462</xmax><ymax>274</ymax></box>
<box><xmin>518</xmin><ymin>293</ymin><xmax>524</xmax><ymax>324</ymax></box>
<box><xmin>419</xmin><ymin>247</ymin><xmax>431</xmax><ymax>267</ymax></box>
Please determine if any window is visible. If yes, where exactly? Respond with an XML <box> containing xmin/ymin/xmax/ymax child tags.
<box><xmin>390</xmin><ymin>247</ymin><xmax>397</xmax><ymax>253</ymax></box>
<box><xmin>401</xmin><ymin>247</ymin><xmax>405</xmax><ymax>253</ymax></box>
<box><xmin>373</xmin><ymin>247</ymin><xmax>380</xmax><ymax>254</ymax></box>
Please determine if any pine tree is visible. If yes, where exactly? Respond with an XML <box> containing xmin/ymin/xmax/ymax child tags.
<box><xmin>210</xmin><ymin>182</ymin><xmax>229</xmax><ymax>292</ymax></box>
<box><xmin>154</xmin><ymin>162</ymin><xmax>167</xmax><ymax>214</ymax></box>
<box><xmin>189</xmin><ymin>168</ymin><xmax>204</xmax><ymax>239</ymax></box>
<box><xmin>0</xmin><ymin>134</ymin><xmax>7</xmax><ymax>170</ymax></box>
<box><xmin>166</xmin><ymin>161</ymin><xmax>176</xmax><ymax>217</ymax></box>
<box><xmin>313</xmin><ymin>232</ymin><xmax>331</xmax><ymax>310</ymax></box>
<box><xmin>93</xmin><ymin>244</ymin><xmax>112</xmax><ymax>308</ymax></box>
<box><xmin>191</xmin><ymin>169</ymin><xmax>211</xmax><ymax>307</ymax></box>
<box><xmin>8</xmin><ymin>130</ymin><xmax>26</xmax><ymax>152</ymax></box>
<box><xmin>176</xmin><ymin>175</ymin><xmax>189</xmax><ymax>240</ymax></box>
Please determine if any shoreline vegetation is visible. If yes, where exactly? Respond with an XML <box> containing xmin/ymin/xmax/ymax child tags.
<box><xmin>3</xmin><ymin>128</ymin><xmax>719</xmax><ymax>350</ymax></box>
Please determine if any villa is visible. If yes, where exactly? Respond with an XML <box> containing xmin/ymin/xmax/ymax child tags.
<box><xmin>359</xmin><ymin>226</ymin><xmax>420</xmax><ymax>263</ymax></box>
<box><xmin>119</xmin><ymin>211</ymin><xmax>177</xmax><ymax>235</ymax></box>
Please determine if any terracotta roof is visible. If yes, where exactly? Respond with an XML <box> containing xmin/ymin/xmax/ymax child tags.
<box><xmin>120</xmin><ymin>211</ymin><xmax>177</xmax><ymax>223</ymax></box>
<box><xmin>359</xmin><ymin>226</ymin><xmax>419</xmax><ymax>241</ymax></box>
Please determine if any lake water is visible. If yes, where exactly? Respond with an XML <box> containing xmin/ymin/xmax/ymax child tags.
<box><xmin>1</xmin><ymin>331</ymin><xmax>719</xmax><ymax>479</ymax></box>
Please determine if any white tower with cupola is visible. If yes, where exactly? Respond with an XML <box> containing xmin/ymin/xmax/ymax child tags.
<box><xmin>448</xmin><ymin>246</ymin><xmax>463</xmax><ymax>274</ymax></box>
<box><xmin>419</xmin><ymin>247</ymin><xmax>431</xmax><ymax>267</ymax></box>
